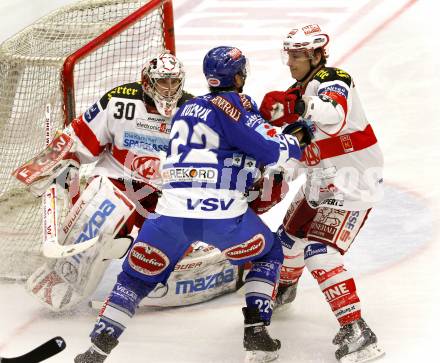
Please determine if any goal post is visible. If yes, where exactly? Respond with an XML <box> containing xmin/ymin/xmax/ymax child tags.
<box><xmin>0</xmin><ymin>0</ymin><xmax>175</xmax><ymax>279</ymax></box>
<box><xmin>62</xmin><ymin>0</ymin><xmax>175</xmax><ymax>124</ymax></box>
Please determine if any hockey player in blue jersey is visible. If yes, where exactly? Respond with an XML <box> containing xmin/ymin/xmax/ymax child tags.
<box><xmin>75</xmin><ymin>46</ymin><xmax>313</xmax><ymax>363</ymax></box>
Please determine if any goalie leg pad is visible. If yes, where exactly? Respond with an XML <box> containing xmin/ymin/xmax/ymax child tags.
<box><xmin>26</xmin><ymin>177</ymin><xmax>136</xmax><ymax>311</ymax></box>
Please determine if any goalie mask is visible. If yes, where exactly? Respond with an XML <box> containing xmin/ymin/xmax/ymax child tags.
<box><xmin>282</xmin><ymin>24</ymin><xmax>329</xmax><ymax>63</ymax></box>
<box><xmin>141</xmin><ymin>51</ymin><xmax>185</xmax><ymax>117</ymax></box>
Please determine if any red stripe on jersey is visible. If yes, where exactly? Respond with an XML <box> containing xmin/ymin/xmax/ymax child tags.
<box><xmin>301</xmin><ymin>124</ymin><xmax>377</xmax><ymax>164</ymax></box>
<box><xmin>71</xmin><ymin>116</ymin><xmax>105</xmax><ymax>156</ymax></box>
<box><xmin>112</xmin><ymin>145</ymin><xmax>132</xmax><ymax>167</ymax></box>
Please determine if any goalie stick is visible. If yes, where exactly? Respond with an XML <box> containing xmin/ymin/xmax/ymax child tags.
<box><xmin>0</xmin><ymin>336</ymin><xmax>66</xmax><ymax>362</ymax></box>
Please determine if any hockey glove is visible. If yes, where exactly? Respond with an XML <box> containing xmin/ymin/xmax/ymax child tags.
<box><xmin>259</xmin><ymin>87</ymin><xmax>305</xmax><ymax>127</ymax></box>
<box><xmin>248</xmin><ymin>172</ymin><xmax>289</xmax><ymax>215</ymax></box>
<box><xmin>283</xmin><ymin>120</ymin><xmax>315</xmax><ymax>150</ymax></box>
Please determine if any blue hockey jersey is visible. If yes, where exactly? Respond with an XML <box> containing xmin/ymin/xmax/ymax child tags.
<box><xmin>155</xmin><ymin>91</ymin><xmax>302</xmax><ymax>219</ymax></box>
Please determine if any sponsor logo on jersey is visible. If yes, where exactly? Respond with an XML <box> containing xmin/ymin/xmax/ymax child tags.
<box><xmin>335</xmin><ymin>69</ymin><xmax>350</xmax><ymax>79</ymax></box>
<box><xmin>136</xmin><ymin>118</ymin><xmax>170</xmax><ymax>134</ymax></box>
<box><xmin>131</xmin><ymin>155</ymin><xmax>161</xmax><ymax>180</ymax></box>
<box><xmin>128</xmin><ymin>242</ymin><xmax>169</xmax><ymax>276</ymax></box>
<box><xmin>304</xmin><ymin>243</ymin><xmax>328</xmax><ymax>259</ymax></box>
<box><xmin>315</xmin><ymin>69</ymin><xmax>330</xmax><ymax>81</ymax></box>
<box><xmin>304</xmin><ymin>142</ymin><xmax>321</xmax><ymax>166</ymax></box>
<box><xmin>245</xmin><ymin>114</ymin><xmax>263</xmax><ymax>128</ymax></box>
<box><xmin>340</xmin><ymin>134</ymin><xmax>354</xmax><ymax>153</ymax></box>
<box><xmin>339</xmin><ymin>211</ymin><xmax>361</xmax><ymax>243</ymax></box>
<box><xmin>123</xmin><ymin>131</ymin><xmax>168</xmax><ymax>152</ymax></box>
<box><xmin>223</xmin><ymin>234</ymin><xmax>265</xmax><ymax>260</ymax></box>
<box><xmin>308</xmin><ymin>220</ymin><xmax>338</xmax><ymax>242</ymax></box>
<box><xmin>210</xmin><ymin>96</ymin><xmax>242</xmax><ymax>122</ymax></box>
<box><xmin>84</xmin><ymin>103</ymin><xmax>100</xmax><ymax>122</ymax></box>
<box><xmin>186</xmin><ymin>197</ymin><xmax>234</xmax><ymax>212</ymax></box>
<box><xmin>107</xmin><ymin>86</ymin><xmax>139</xmax><ymax>100</ymax></box>
<box><xmin>162</xmin><ymin>167</ymin><xmax>218</xmax><ymax>183</ymax></box>
<box><xmin>175</xmin><ymin>268</ymin><xmax>235</xmax><ymax>294</ymax></box>
<box><xmin>319</xmin><ymin>84</ymin><xmax>349</xmax><ymax>98</ymax></box>
<box><xmin>239</xmin><ymin>94</ymin><xmax>252</xmax><ymax>111</ymax></box>
<box><xmin>320</xmin><ymin>198</ymin><xmax>345</xmax><ymax>207</ymax></box>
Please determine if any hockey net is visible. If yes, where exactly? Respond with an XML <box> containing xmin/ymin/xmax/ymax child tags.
<box><xmin>0</xmin><ymin>0</ymin><xmax>175</xmax><ymax>279</ymax></box>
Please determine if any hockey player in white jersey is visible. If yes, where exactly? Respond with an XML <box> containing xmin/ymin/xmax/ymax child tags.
<box><xmin>75</xmin><ymin>45</ymin><xmax>313</xmax><ymax>363</ymax></box>
<box><xmin>22</xmin><ymin>51</ymin><xmax>241</xmax><ymax>311</ymax></box>
<box><xmin>259</xmin><ymin>24</ymin><xmax>385</xmax><ymax>363</ymax></box>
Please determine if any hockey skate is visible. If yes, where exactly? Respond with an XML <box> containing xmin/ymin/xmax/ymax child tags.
<box><xmin>74</xmin><ymin>333</ymin><xmax>119</xmax><ymax>363</ymax></box>
<box><xmin>273</xmin><ymin>282</ymin><xmax>298</xmax><ymax>311</ymax></box>
<box><xmin>333</xmin><ymin>318</ymin><xmax>385</xmax><ymax>363</ymax></box>
<box><xmin>243</xmin><ymin>307</ymin><xmax>281</xmax><ymax>363</ymax></box>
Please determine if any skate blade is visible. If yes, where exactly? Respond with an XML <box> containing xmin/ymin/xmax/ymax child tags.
<box><xmin>339</xmin><ymin>343</ymin><xmax>385</xmax><ymax>363</ymax></box>
<box><xmin>244</xmin><ymin>350</ymin><xmax>279</xmax><ymax>363</ymax></box>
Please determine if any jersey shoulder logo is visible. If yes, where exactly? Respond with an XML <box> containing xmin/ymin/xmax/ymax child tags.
<box><xmin>315</xmin><ymin>67</ymin><xmax>352</xmax><ymax>87</ymax></box>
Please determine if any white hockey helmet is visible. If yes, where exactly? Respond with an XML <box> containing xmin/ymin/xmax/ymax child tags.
<box><xmin>282</xmin><ymin>24</ymin><xmax>329</xmax><ymax>61</ymax></box>
<box><xmin>141</xmin><ymin>50</ymin><xmax>185</xmax><ymax>117</ymax></box>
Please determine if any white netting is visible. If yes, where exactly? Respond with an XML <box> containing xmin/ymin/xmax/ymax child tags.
<box><xmin>0</xmin><ymin>0</ymin><xmax>170</xmax><ymax>279</ymax></box>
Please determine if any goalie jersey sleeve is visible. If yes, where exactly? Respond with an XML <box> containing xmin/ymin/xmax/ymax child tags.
<box><xmin>69</xmin><ymin>93</ymin><xmax>113</xmax><ymax>163</ymax></box>
<box><xmin>156</xmin><ymin>91</ymin><xmax>302</xmax><ymax>219</ymax></box>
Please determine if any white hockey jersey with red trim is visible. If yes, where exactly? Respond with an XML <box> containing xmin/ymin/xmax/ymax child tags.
<box><xmin>69</xmin><ymin>81</ymin><xmax>191</xmax><ymax>190</ymax></box>
<box><xmin>294</xmin><ymin>67</ymin><xmax>384</xmax><ymax>211</ymax></box>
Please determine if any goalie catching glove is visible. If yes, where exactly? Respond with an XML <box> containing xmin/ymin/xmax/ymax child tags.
<box><xmin>259</xmin><ymin>87</ymin><xmax>305</xmax><ymax>126</ymax></box>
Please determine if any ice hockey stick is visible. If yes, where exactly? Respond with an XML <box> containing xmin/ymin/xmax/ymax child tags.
<box><xmin>0</xmin><ymin>336</ymin><xmax>66</xmax><ymax>362</ymax></box>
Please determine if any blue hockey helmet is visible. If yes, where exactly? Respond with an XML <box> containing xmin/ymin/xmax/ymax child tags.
<box><xmin>203</xmin><ymin>46</ymin><xmax>248</xmax><ymax>88</ymax></box>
